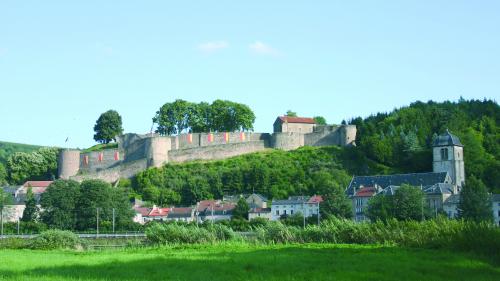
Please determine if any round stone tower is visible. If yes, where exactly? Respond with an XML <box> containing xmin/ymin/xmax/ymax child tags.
<box><xmin>58</xmin><ymin>150</ymin><xmax>81</xmax><ymax>179</ymax></box>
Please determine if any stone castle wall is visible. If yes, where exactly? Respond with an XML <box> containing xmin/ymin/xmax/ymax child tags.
<box><xmin>59</xmin><ymin>125</ymin><xmax>356</xmax><ymax>182</ymax></box>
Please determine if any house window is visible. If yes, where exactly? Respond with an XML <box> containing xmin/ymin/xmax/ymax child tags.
<box><xmin>291</xmin><ymin>210</ymin><xmax>294</xmax><ymax>215</ymax></box>
<box><xmin>284</xmin><ymin>210</ymin><xmax>287</xmax><ymax>215</ymax></box>
<box><xmin>276</xmin><ymin>210</ymin><xmax>279</xmax><ymax>216</ymax></box>
<box><xmin>498</xmin><ymin>210</ymin><xmax>500</xmax><ymax>217</ymax></box>
<box><xmin>441</xmin><ymin>148</ymin><xmax>449</xmax><ymax>161</ymax></box>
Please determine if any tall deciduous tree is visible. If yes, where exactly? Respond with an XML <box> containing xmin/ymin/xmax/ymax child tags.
<box><xmin>93</xmin><ymin>110</ymin><xmax>124</xmax><ymax>144</ymax></box>
<box><xmin>285</xmin><ymin>110</ymin><xmax>297</xmax><ymax>117</ymax></box>
<box><xmin>232</xmin><ymin>197</ymin><xmax>250</xmax><ymax>220</ymax></box>
<box><xmin>21</xmin><ymin>186</ymin><xmax>38</xmax><ymax>222</ymax></box>
<box><xmin>458</xmin><ymin>176</ymin><xmax>493</xmax><ymax>223</ymax></box>
<box><xmin>320</xmin><ymin>189</ymin><xmax>352</xmax><ymax>219</ymax></box>
<box><xmin>392</xmin><ymin>184</ymin><xmax>426</xmax><ymax>221</ymax></box>
<box><xmin>0</xmin><ymin>163</ymin><xmax>7</xmax><ymax>185</ymax></box>
<box><xmin>41</xmin><ymin>179</ymin><xmax>80</xmax><ymax>230</ymax></box>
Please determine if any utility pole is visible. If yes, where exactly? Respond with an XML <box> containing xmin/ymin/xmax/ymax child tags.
<box><xmin>302</xmin><ymin>201</ymin><xmax>306</xmax><ymax>229</ymax></box>
<box><xmin>317</xmin><ymin>201</ymin><xmax>320</xmax><ymax>226</ymax></box>
<box><xmin>0</xmin><ymin>209</ymin><xmax>3</xmax><ymax>237</ymax></box>
<box><xmin>96</xmin><ymin>207</ymin><xmax>100</xmax><ymax>238</ymax></box>
<box><xmin>112</xmin><ymin>208</ymin><xmax>116</xmax><ymax>234</ymax></box>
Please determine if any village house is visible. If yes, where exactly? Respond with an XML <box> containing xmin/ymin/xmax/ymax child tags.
<box><xmin>196</xmin><ymin>200</ymin><xmax>236</xmax><ymax>223</ymax></box>
<box><xmin>132</xmin><ymin>205</ymin><xmax>170</xmax><ymax>224</ymax></box>
<box><xmin>271</xmin><ymin>195</ymin><xmax>322</xmax><ymax>221</ymax></box>
<box><xmin>1</xmin><ymin>181</ymin><xmax>52</xmax><ymax>222</ymax></box>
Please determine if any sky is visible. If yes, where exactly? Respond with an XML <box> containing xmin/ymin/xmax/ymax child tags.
<box><xmin>0</xmin><ymin>1</ymin><xmax>499</xmax><ymax>148</ymax></box>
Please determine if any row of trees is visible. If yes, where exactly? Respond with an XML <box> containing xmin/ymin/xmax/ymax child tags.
<box><xmin>0</xmin><ymin>147</ymin><xmax>58</xmax><ymax>185</ymax></box>
<box><xmin>33</xmin><ymin>179</ymin><xmax>134</xmax><ymax>231</ymax></box>
<box><xmin>153</xmin><ymin>99</ymin><xmax>256</xmax><ymax>135</ymax></box>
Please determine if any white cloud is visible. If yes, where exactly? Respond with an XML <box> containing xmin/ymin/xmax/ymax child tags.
<box><xmin>249</xmin><ymin>41</ymin><xmax>280</xmax><ymax>56</ymax></box>
<box><xmin>197</xmin><ymin>41</ymin><xmax>229</xmax><ymax>53</ymax></box>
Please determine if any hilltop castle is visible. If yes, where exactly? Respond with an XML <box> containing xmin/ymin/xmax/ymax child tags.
<box><xmin>58</xmin><ymin>116</ymin><xmax>357</xmax><ymax>183</ymax></box>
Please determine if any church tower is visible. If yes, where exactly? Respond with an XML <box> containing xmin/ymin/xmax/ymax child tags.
<box><xmin>432</xmin><ymin>130</ymin><xmax>465</xmax><ymax>192</ymax></box>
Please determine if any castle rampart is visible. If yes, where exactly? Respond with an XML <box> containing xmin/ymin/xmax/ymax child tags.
<box><xmin>58</xmin><ymin>123</ymin><xmax>356</xmax><ymax>182</ymax></box>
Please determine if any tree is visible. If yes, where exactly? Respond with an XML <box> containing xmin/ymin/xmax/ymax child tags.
<box><xmin>392</xmin><ymin>184</ymin><xmax>426</xmax><ymax>221</ymax></box>
<box><xmin>232</xmin><ymin>197</ymin><xmax>250</xmax><ymax>220</ymax></box>
<box><xmin>6</xmin><ymin>147</ymin><xmax>58</xmax><ymax>184</ymax></box>
<box><xmin>76</xmin><ymin>179</ymin><xmax>113</xmax><ymax>230</ymax></box>
<box><xmin>366</xmin><ymin>195</ymin><xmax>393</xmax><ymax>222</ymax></box>
<box><xmin>313</xmin><ymin>116</ymin><xmax>327</xmax><ymax>125</ymax></box>
<box><xmin>21</xmin><ymin>186</ymin><xmax>38</xmax><ymax>222</ymax></box>
<box><xmin>458</xmin><ymin>176</ymin><xmax>493</xmax><ymax>223</ymax></box>
<box><xmin>0</xmin><ymin>163</ymin><xmax>7</xmax><ymax>185</ymax></box>
<box><xmin>93</xmin><ymin>110</ymin><xmax>124</xmax><ymax>144</ymax></box>
<box><xmin>0</xmin><ymin>187</ymin><xmax>13</xmax><ymax>235</ymax></box>
<box><xmin>320</xmin><ymin>189</ymin><xmax>352</xmax><ymax>219</ymax></box>
<box><xmin>40</xmin><ymin>180</ymin><xmax>80</xmax><ymax>230</ymax></box>
<box><xmin>285</xmin><ymin>110</ymin><xmax>297</xmax><ymax>117</ymax></box>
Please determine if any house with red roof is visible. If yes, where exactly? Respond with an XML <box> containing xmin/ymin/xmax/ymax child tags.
<box><xmin>273</xmin><ymin>116</ymin><xmax>316</xmax><ymax>134</ymax></box>
<box><xmin>196</xmin><ymin>200</ymin><xmax>236</xmax><ymax>223</ymax></box>
<box><xmin>352</xmin><ymin>186</ymin><xmax>379</xmax><ymax>222</ymax></box>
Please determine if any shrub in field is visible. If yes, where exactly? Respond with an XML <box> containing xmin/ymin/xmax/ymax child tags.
<box><xmin>255</xmin><ymin>222</ymin><xmax>299</xmax><ymax>244</ymax></box>
<box><xmin>28</xmin><ymin>230</ymin><xmax>82</xmax><ymax>250</ymax></box>
<box><xmin>0</xmin><ymin>238</ymin><xmax>30</xmax><ymax>249</ymax></box>
<box><xmin>205</xmin><ymin>223</ymin><xmax>235</xmax><ymax>241</ymax></box>
<box><xmin>146</xmin><ymin>223</ymin><xmax>216</xmax><ymax>244</ymax></box>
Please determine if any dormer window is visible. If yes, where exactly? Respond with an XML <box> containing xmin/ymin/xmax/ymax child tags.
<box><xmin>440</xmin><ymin>148</ymin><xmax>448</xmax><ymax>160</ymax></box>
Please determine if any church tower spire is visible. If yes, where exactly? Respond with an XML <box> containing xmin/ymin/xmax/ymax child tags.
<box><xmin>432</xmin><ymin>130</ymin><xmax>465</xmax><ymax>192</ymax></box>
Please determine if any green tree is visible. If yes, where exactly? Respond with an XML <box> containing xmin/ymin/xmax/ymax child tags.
<box><xmin>76</xmin><ymin>179</ymin><xmax>113</xmax><ymax>230</ymax></box>
<box><xmin>320</xmin><ymin>189</ymin><xmax>352</xmax><ymax>219</ymax></box>
<box><xmin>0</xmin><ymin>163</ymin><xmax>7</xmax><ymax>185</ymax></box>
<box><xmin>93</xmin><ymin>110</ymin><xmax>124</xmax><ymax>144</ymax></box>
<box><xmin>392</xmin><ymin>184</ymin><xmax>426</xmax><ymax>221</ymax></box>
<box><xmin>458</xmin><ymin>176</ymin><xmax>493</xmax><ymax>223</ymax></box>
<box><xmin>153</xmin><ymin>99</ymin><xmax>191</xmax><ymax>135</ymax></box>
<box><xmin>366</xmin><ymin>195</ymin><xmax>393</xmax><ymax>222</ymax></box>
<box><xmin>313</xmin><ymin>116</ymin><xmax>327</xmax><ymax>125</ymax></box>
<box><xmin>21</xmin><ymin>186</ymin><xmax>38</xmax><ymax>222</ymax></box>
<box><xmin>40</xmin><ymin>180</ymin><xmax>80</xmax><ymax>230</ymax></box>
<box><xmin>232</xmin><ymin>197</ymin><xmax>250</xmax><ymax>220</ymax></box>
<box><xmin>6</xmin><ymin>147</ymin><xmax>58</xmax><ymax>184</ymax></box>
<box><xmin>285</xmin><ymin>110</ymin><xmax>297</xmax><ymax>117</ymax></box>
<box><xmin>0</xmin><ymin>188</ymin><xmax>13</xmax><ymax>235</ymax></box>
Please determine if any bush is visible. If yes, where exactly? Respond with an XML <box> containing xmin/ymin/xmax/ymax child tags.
<box><xmin>146</xmin><ymin>223</ymin><xmax>216</xmax><ymax>244</ymax></box>
<box><xmin>0</xmin><ymin>238</ymin><xmax>30</xmax><ymax>249</ymax></box>
<box><xmin>28</xmin><ymin>230</ymin><xmax>82</xmax><ymax>250</ymax></box>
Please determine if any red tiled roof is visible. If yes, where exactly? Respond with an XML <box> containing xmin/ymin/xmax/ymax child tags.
<box><xmin>354</xmin><ymin>187</ymin><xmax>377</xmax><ymax>197</ymax></box>
<box><xmin>308</xmin><ymin>195</ymin><xmax>323</xmax><ymax>204</ymax></box>
<box><xmin>134</xmin><ymin>207</ymin><xmax>150</xmax><ymax>216</ymax></box>
<box><xmin>197</xmin><ymin>200</ymin><xmax>236</xmax><ymax>212</ymax></box>
<box><xmin>23</xmin><ymin>181</ymin><xmax>53</xmax><ymax>188</ymax></box>
<box><xmin>278</xmin><ymin>116</ymin><xmax>316</xmax><ymax>124</ymax></box>
<box><xmin>148</xmin><ymin>207</ymin><xmax>170</xmax><ymax>217</ymax></box>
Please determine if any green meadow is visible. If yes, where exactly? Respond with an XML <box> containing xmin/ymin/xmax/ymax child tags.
<box><xmin>0</xmin><ymin>244</ymin><xmax>498</xmax><ymax>281</ymax></box>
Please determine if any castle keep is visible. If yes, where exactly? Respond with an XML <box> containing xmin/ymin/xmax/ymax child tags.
<box><xmin>58</xmin><ymin>116</ymin><xmax>356</xmax><ymax>183</ymax></box>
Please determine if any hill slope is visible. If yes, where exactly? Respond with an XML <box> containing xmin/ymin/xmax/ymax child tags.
<box><xmin>0</xmin><ymin>141</ymin><xmax>42</xmax><ymax>165</ymax></box>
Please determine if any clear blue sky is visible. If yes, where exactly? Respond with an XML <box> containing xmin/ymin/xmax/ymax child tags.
<box><xmin>1</xmin><ymin>1</ymin><xmax>498</xmax><ymax>148</ymax></box>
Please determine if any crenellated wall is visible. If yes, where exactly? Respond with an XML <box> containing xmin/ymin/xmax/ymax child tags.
<box><xmin>58</xmin><ymin>125</ymin><xmax>356</xmax><ymax>182</ymax></box>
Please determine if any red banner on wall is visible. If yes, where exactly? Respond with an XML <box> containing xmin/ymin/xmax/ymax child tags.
<box><xmin>98</xmin><ymin>153</ymin><xmax>104</xmax><ymax>162</ymax></box>
<box><xmin>188</xmin><ymin>134</ymin><xmax>193</xmax><ymax>143</ymax></box>
<box><xmin>114</xmin><ymin>151</ymin><xmax>120</xmax><ymax>161</ymax></box>
<box><xmin>83</xmin><ymin>155</ymin><xmax>89</xmax><ymax>166</ymax></box>
<box><xmin>224</xmin><ymin>132</ymin><xmax>229</xmax><ymax>143</ymax></box>
<box><xmin>240</xmin><ymin>132</ymin><xmax>246</xmax><ymax>141</ymax></box>
<box><xmin>208</xmin><ymin>133</ymin><xmax>214</xmax><ymax>143</ymax></box>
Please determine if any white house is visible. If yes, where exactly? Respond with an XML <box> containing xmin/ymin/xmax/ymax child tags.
<box><xmin>271</xmin><ymin>196</ymin><xmax>322</xmax><ymax>221</ymax></box>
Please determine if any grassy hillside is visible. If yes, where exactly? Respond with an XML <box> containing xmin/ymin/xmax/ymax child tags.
<box><xmin>135</xmin><ymin>145</ymin><xmax>393</xmax><ymax>205</ymax></box>
<box><xmin>0</xmin><ymin>244</ymin><xmax>498</xmax><ymax>281</ymax></box>
<box><xmin>0</xmin><ymin>141</ymin><xmax>42</xmax><ymax>165</ymax></box>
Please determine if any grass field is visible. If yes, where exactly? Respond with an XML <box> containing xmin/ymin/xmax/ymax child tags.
<box><xmin>0</xmin><ymin>244</ymin><xmax>498</xmax><ymax>281</ymax></box>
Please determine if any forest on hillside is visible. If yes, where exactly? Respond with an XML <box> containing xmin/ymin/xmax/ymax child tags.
<box><xmin>349</xmin><ymin>98</ymin><xmax>499</xmax><ymax>193</ymax></box>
